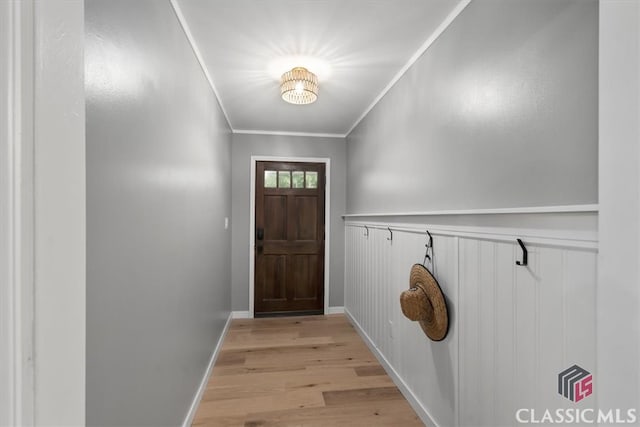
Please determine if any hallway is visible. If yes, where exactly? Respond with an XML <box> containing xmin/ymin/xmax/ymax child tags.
<box><xmin>2</xmin><ymin>0</ymin><xmax>640</xmax><ymax>426</ymax></box>
<box><xmin>192</xmin><ymin>315</ymin><xmax>422</xmax><ymax>426</ymax></box>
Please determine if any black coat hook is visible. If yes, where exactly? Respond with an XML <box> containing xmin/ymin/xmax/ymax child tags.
<box><xmin>423</xmin><ymin>250</ymin><xmax>431</xmax><ymax>265</ymax></box>
<box><xmin>364</xmin><ymin>225</ymin><xmax>369</xmax><ymax>237</ymax></box>
<box><xmin>516</xmin><ymin>238</ymin><xmax>528</xmax><ymax>266</ymax></box>
<box><xmin>387</xmin><ymin>227</ymin><xmax>393</xmax><ymax>241</ymax></box>
<box><xmin>423</xmin><ymin>230</ymin><xmax>433</xmax><ymax>265</ymax></box>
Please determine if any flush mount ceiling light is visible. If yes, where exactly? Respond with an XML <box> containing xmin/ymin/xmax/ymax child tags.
<box><xmin>280</xmin><ymin>67</ymin><xmax>318</xmax><ymax>105</ymax></box>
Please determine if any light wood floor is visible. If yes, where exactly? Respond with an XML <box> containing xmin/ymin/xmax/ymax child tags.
<box><xmin>192</xmin><ymin>314</ymin><xmax>424</xmax><ymax>426</ymax></box>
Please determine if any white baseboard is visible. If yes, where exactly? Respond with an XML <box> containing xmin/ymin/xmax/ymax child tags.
<box><xmin>344</xmin><ymin>308</ymin><xmax>438</xmax><ymax>427</ymax></box>
<box><xmin>182</xmin><ymin>312</ymin><xmax>233</xmax><ymax>427</ymax></box>
<box><xmin>232</xmin><ymin>310</ymin><xmax>251</xmax><ymax>319</ymax></box>
<box><xmin>233</xmin><ymin>309</ymin><xmax>344</xmax><ymax>317</ymax></box>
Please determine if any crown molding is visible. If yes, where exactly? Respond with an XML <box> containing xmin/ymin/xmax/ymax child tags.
<box><xmin>171</xmin><ymin>0</ymin><xmax>471</xmax><ymax>138</ymax></box>
<box><xmin>233</xmin><ymin>129</ymin><xmax>346</xmax><ymax>139</ymax></box>
<box><xmin>345</xmin><ymin>0</ymin><xmax>472</xmax><ymax>137</ymax></box>
<box><xmin>169</xmin><ymin>0</ymin><xmax>233</xmax><ymax>129</ymax></box>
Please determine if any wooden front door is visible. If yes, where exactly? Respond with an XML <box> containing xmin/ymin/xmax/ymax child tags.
<box><xmin>255</xmin><ymin>161</ymin><xmax>325</xmax><ymax>316</ymax></box>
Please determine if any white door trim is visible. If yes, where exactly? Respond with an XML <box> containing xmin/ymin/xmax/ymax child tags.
<box><xmin>0</xmin><ymin>1</ymin><xmax>35</xmax><ymax>425</ymax></box>
<box><xmin>249</xmin><ymin>156</ymin><xmax>331</xmax><ymax>317</ymax></box>
<box><xmin>597</xmin><ymin>0</ymin><xmax>640</xmax><ymax>411</ymax></box>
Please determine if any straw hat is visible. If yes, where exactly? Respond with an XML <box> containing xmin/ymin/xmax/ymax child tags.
<box><xmin>399</xmin><ymin>264</ymin><xmax>449</xmax><ymax>341</ymax></box>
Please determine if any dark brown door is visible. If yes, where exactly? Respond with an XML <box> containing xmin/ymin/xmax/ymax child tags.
<box><xmin>255</xmin><ymin>161</ymin><xmax>325</xmax><ymax>316</ymax></box>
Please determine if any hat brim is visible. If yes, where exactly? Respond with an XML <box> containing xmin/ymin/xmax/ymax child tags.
<box><xmin>409</xmin><ymin>263</ymin><xmax>449</xmax><ymax>341</ymax></box>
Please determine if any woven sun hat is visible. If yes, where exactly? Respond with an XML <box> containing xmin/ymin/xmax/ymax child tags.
<box><xmin>399</xmin><ymin>263</ymin><xmax>449</xmax><ymax>341</ymax></box>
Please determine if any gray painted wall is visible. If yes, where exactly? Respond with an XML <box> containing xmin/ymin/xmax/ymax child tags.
<box><xmin>231</xmin><ymin>133</ymin><xmax>346</xmax><ymax>311</ymax></box>
<box><xmin>86</xmin><ymin>1</ymin><xmax>232</xmax><ymax>425</ymax></box>
<box><xmin>34</xmin><ymin>1</ymin><xmax>86</xmax><ymax>423</ymax></box>
<box><xmin>347</xmin><ymin>0</ymin><xmax>598</xmax><ymax>213</ymax></box>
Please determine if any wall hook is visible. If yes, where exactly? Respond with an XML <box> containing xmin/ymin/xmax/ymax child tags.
<box><xmin>516</xmin><ymin>238</ymin><xmax>528</xmax><ymax>266</ymax></box>
<box><xmin>423</xmin><ymin>230</ymin><xmax>433</xmax><ymax>265</ymax></box>
<box><xmin>364</xmin><ymin>225</ymin><xmax>369</xmax><ymax>238</ymax></box>
<box><xmin>387</xmin><ymin>227</ymin><xmax>393</xmax><ymax>241</ymax></box>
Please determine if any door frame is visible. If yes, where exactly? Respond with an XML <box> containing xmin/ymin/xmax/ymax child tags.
<box><xmin>1</xmin><ymin>1</ymin><xmax>34</xmax><ymax>424</ymax></box>
<box><xmin>249</xmin><ymin>156</ymin><xmax>331</xmax><ymax>318</ymax></box>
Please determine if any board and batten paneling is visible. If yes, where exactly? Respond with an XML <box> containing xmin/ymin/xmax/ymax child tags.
<box><xmin>345</xmin><ymin>225</ymin><xmax>459</xmax><ymax>427</ymax></box>
<box><xmin>344</xmin><ymin>220</ymin><xmax>597</xmax><ymax>427</ymax></box>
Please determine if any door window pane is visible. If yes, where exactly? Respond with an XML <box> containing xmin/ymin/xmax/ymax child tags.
<box><xmin>264</xmin><ymin>170</ymin><xmax>277</xmax><ymax>188</ymax></box>
<box><xmin>305</xmin><ymin>171</ymin><xmax>318</xmax><ymax>189</ymax></box>
<box><xmin>292</xmin><ymin>171</ymin><xmax>305</xmax><ymax>188</ymax></box>
<box><xmin>278</xmin><ymin>171</ymin><xmax>291</xmax><ymax>188</ymax></box>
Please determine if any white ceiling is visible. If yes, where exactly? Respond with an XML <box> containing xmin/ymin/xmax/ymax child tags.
<box><xmin>173</xmin><ymin>0</ymin><xmax>462</xmax><ymax>137</ymax></box>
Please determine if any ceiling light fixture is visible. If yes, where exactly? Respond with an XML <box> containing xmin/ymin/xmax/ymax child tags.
<box><xmin>280</xmin><ymin>67</ymin><xmax>318</xmax><ymax>105</ymax></box>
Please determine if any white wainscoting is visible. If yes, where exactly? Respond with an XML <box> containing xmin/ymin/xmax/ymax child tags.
<box><xmin>344</xmin><ymin>219</ymin><xmax>597</xmax><ymax>427</ymax></box>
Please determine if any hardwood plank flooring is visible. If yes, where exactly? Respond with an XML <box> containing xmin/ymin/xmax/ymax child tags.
<box><xmin>192</xmin><ymin>314</ymin><xmax>424</xmax><ymax>426</ymax></box>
